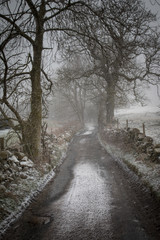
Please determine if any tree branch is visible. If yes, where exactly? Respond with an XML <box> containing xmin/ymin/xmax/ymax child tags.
<box><xmin>0</xmin><ymin>14</ymin><xmax>34</xmax><ymax>45</ymax></box>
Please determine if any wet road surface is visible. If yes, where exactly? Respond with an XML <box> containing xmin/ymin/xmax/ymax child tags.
<box><xmin>1</xmin><ymin>127</ymin><xmax>160</xmax><ymax>240</ymax></box>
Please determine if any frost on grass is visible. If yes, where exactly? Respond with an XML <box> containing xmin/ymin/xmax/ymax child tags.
<box><xmin>0</xmin><ymin>157</ymin><xmax>55</xmax><ymax>236</ymax></box>
<box><xmin>0</xmin><ymin>129</ymin><xmax>75</xmax><ymax>236</ymax></box>
<box><xmin>99</xmin><ymin>135</ymin><xmax>160</xmax><ymax>198</ymax></box>
<box><xmin>100</xmin><ymin>105</ymin><xmax>160</xmax><ymax>197</ymax></box>
<box><xmin>115</xmin><ymin>106</ymin><xmax>160</xmax><ymax>144</ymax></box>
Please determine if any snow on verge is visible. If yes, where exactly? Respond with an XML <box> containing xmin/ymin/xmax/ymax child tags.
<box><xmin>0</xmin><ymin>130</ymin><xmax>73</xmax><ymax>237</ymax></box>
<box><xmin>0</xmin><ymin>170</ymin><xmax>55</xmax><ymax>237</ymax></box>
<box><xmin>115</xmin><ymin>105</ymin><xmax>160</xmax><ymax>144</ymax></box>
<box><xmin>98</xmin><ymin>134</ymin><xmax>160</xmax><ymax>199</ymax></box>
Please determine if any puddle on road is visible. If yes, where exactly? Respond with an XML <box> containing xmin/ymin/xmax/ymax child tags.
<box><xmin>27</xmin><ymin>215</ymin><xmax>52</xmax><ymax>225</ymax></box>
<box><xmin>53</xmin><ymin>161</ymin><xmax>112</xmax><ymax>234</ymax></box>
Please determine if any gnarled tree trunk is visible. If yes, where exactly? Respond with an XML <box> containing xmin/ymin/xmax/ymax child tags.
<box><xmin>28</xmin><ymin>38</ymin><xmax>43</xmax><ymax>162</ymax></box>
<box><xmin>106</xmin><ymin>80</ymin><xmax>116</xmax><ymax>125</ymax></box>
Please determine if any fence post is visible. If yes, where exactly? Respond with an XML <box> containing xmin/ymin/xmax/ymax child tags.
<box><xmin>143</xmin><ymin>123</ymin><xmax>145</xmax><ymax>137</ymax></box>
<box><xmin>117</xmin><ymin>119</ymin><xmax>119</xmax><ymax>129</ymax></box>
<box><xmin>0</xmin><ymin>138</ymin><xmax>5</xmax><ymax>150</ymax></box>
<box><xmin>126</xmin><ymin>119</ymin><xmax>128</xmax><ymax>129</ymax></box>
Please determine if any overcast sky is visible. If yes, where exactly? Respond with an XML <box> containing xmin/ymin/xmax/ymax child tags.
<box><xmin>142</xmin><ymin>0</ymin><xmax>160</xmax><ymax>106</ymax></box>
<box><xmin>144</xmin><ymin>0</ymin><xmax>160</xmax><ymax>22</ymax></box>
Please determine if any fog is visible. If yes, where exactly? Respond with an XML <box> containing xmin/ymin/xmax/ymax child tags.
<box><xmin>145</xmin><ymin>85</ymin><xmax>160</xmax><ymax>106</ymax></box>
<box><xmin>47</xmin><ymin>0</ymin><xmax>160</xmax><ymax>128</ymax></box>
<box><xmin>143</xmin><ymin>0</ymin><xmax>160</xmax><ymax>106</ymax></box>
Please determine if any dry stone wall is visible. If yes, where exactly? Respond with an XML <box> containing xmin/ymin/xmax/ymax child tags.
<box><xmin>102</xmin><ymin>127</ymin><xmax>160</xmax><ymax>163</ymax></box>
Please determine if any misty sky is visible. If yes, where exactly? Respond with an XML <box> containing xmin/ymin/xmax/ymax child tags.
<box><xmin>145</xmin><ymin>0</ymin><xmax>160</xmax><ymax>16</ymax></box>
<box><xmin>2</xmin><ymin>0</ymin><xmax>160</xmax><ymax>106</ymax></box>
<box><xmin>143</xmin><ymin>0</ymin><xmax>160</xmax><ymax>106</ymax></box>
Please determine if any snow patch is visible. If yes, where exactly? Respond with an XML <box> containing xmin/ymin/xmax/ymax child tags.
<box><xmin>79</xmin><ymin>123</ymin><xmax>96</xmax><ymax>135</ymax></box>
<box><xmin>20</xmin><ymin>160</ymin><xmax>34</xmax><ymax>168</ymax></box>
<box><xmin>98</xmin><ymin>134</ymin><xmax>160</xmax><ymax>198</ymax></box>
<box><xmin>0</xmin><ymin>128</ymin><xmax>76</xmax><ymax>237</ymax></box>
<box><xmin>115</xmin><ymin>105</ymin><xmax>160</xmax><ymax>115</ymax></box>
<box><xmin>85</xmin><ymin>123</ymin><xmax>95</xmax><ymax>131</ymax></box>
<box><xmin>8</xmin><ymin>155</ymin><xmax>19</xmax><ymax>163</ymax></box>
<box><xmin>115</xmin><ymin>105</ymin><xmax>160</xmax><ymax>144</ymax></box>
<box><xmin>0</xmin><ymin>170</ymin><xmax>55</xmax><ymax>237</ymax></box>
<box><xmin>81</xmin><ymin>130</ymin><xmax>93</xmax><ymax>135</ymax></box>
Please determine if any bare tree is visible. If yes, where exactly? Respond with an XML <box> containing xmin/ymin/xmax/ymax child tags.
<box><xmin>0</xmin><ymin>0</ymin><xmax>92</xmax><ymax>161</ymax></box>
<box><xmin>55</xmin><ymin>55</ymin><xmax>91</xmax><ymax>127</ymax></box>
<box><xmin>62</xmin><ymin>0</ymin><xmax>160</xmax><ymax>124</ymax></box>
<box><xmin>1</xmin><ymin>0</ymin><xmax>159</xmax><ymax>162</ymax></box>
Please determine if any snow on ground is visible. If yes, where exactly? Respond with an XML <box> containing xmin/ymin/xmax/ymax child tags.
<box><xmin>99</xmin><ymin>137</ymin><xmax>160</xmax><ymax>198</ymax></box>
<box><xmin>99</xmin><ymin>105</ymin><xmax>160</xmax><ymax>198</ymax></box>
<box><xmin>0</xmin><ymin>168</ymin><xmax>55</xmax><ymax>236</ymax></box>
<box><xmin>0</xmin><ymin>129</ymin><xmax>75</xmax><ymax>237</ymax></box>
<box><xmin>85</xmin><ymin>123</ymin><xmax>96</xmax><ymax>131</ymax></box>
<box><xmin>80</xmin><ymin>123</ymin><xmax>96</xmax><ymax>136</ymax></box>
<box><xmin>115</xmin><ymin>105</ymin><xmax>160</xmax><ymax>144</ymax></box>
<box><xmin>81</xmin><ymin>130</ymin><xmax>93</xmax><ymax>136</ymax></box>
<box><xmin>115</xmin><ymin>105</ymin><xmax>159</xmax><ymax>115</ymax></box>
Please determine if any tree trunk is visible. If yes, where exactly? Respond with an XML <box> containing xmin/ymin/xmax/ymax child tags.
<box><xmin>79</xmin><ymin>110</ymin><xmax>85</xmax><ymax>127</ymax></box>
<box><xmin>26</xmin><ymin>34</ymin><xmax>43</xmax><ymax>162</ymax></box>
<box><xmin>98</xmin><ymin>94</ymin><xmax>106</xmax><ymax>129</ymax></box>
<box><xmin>30</xmin><ymin>52</ymin><xmax>42</xmax><ymax>161</ymax></box>
<box><xmin>106</xmin><ymin>80</ymin><xmax>115</xmax><ymax>124</ymax></box>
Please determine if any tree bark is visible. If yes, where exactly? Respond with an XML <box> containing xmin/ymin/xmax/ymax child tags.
<box><xmin>106</xmin><ymin>80</ymin><xmax>115</xmax><ymax>125</ymax></box>
<box><xmin>28</xmin><ymin>42</ymin><xmax>43</xmax><ymax>161</ymax></box>
<box><xmin>21</xmin><ymin>20</ymin><xmax>43</xmax><ymax>161</ymax></box>
<box><xmin>98</xmin><ymin>94</ymin><xmax>106</xmax><ymax>128</ymax></box>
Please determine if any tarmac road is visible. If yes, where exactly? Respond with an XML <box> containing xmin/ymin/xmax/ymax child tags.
<box><xmin>2</xmin><ymin>127</ymin><xmax>160</xmax><ymax>240</ymax></box>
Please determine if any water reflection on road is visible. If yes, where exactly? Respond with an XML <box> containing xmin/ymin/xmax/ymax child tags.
<box><xmin>53</xmin><ymin>160</ymin><xmax>111</xmax><ymax>235</ymax></box>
